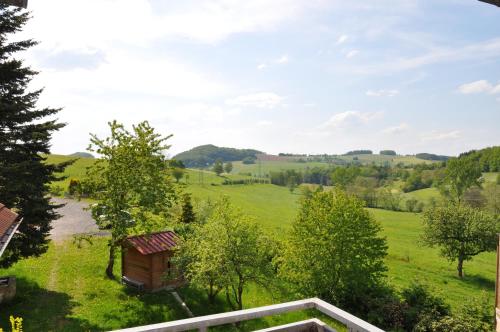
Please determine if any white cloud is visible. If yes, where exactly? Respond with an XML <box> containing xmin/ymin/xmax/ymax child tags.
<box><xmin>225</xmin><ymin>93</ymin><xmax>285</xmax><ymax>109</ymax></box>
<box><xmin>24</xmin><ymin>0</ymin><xmax>325</xmax><ymax>47</ymax></box>
<box><xmin>320</xmin><ymin>111</ymin><xmax>382</xmax><ymax>129</ymax></box>
<box><xmin>339</xmin><ymin>38</ymin><xmax>500</xmax><ymax>75</ymax></box>
<box><xmin>346</xmin><ymin>50</ymin><xmax>359</xmax><ymax>59</ymax></box>
<box><xmin>382</xmin><ymin>123</ymin><xmax>409</xmax><ymax>135</ymax></box>
<box><xmin>257</xmin><ymin>63</ymin><xmax>268</xmax><ymax>70</ymax></box>
<box><xmin>257</xmin><ymin>120</ymin><xmax>273</xmax><ymax>127</ymax></box>
<box><xmin>421</xmin><ymin>130</ymin><xmax>461</xmax><ymax>141</ymax></box>
<box><xmin>276</xmin><ymin>55</ymin><xmax>289</xmax><ymax>64</ymax></box>
<box><xmin>457</xmin><ymin>80</ymin><xmax>500</xmax><ymax>94</ymax></box>
<box><xmin>336</xmin><ymin>35</ymin><xmax>348</xmax><ymax>45</ymax></box>
<box><xmin>32</xmin><ymin>51</ymin><xmax>227</xmax><ymax>100</ymax></box>
<box><xmin>366</xmin><ymin>89</ymin><xmax>399</xmax><ymax>97</ymax></box>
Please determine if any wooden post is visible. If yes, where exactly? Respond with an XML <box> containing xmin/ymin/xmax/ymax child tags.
<box><xmin>496</xmin><ymin>234</ymin><xmax>500</xmax><ymax>332</ymax></box>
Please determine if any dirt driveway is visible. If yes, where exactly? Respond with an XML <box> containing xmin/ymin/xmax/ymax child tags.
<box><xmin>50</xmin><ymin>197</ymin><xmax>108</xmax><ymax>242</ymax></box>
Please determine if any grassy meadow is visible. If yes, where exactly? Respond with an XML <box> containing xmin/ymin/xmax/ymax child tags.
<box><xmin>3</xmin><ymin>154</ymin><xmax>492</xmax><ymax>330</ymax></box>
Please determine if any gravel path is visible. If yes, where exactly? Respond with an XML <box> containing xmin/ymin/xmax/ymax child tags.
<box><xmin>50</xmin><ymin>197</ymin><xmax>107</xmax><ymax>242</ymax></box>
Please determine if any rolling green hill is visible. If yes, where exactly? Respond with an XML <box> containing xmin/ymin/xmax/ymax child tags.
<box><xmin>174</xmin><ymin>144</ymin><xmax>262</xmax><ymax>168</ymax></box>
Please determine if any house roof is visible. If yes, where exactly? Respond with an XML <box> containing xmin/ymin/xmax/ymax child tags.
<box><xmin>479</xmin><ymin>0</ymin><xmax>500</xmax><ymax>7</ymax></box>
<box><xmin>125</xmin><ymin>231</ymin><xmax>178</xmax><ymax>255</ymax></box>
<box><xmin>0</xmin><ymin>203</ymin><xmax>21</xmax><ymax>258</ymax></box>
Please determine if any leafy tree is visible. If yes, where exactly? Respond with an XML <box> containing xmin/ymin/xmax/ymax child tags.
<box><xmin>405</xmin><ymin>198</ymin><xmax>418</xmax><ymax>212</ymax></box>
<box><xmin>171</xmin><ymin>168</ymin><xmax>185</xmax><ymax>183</ymax></box>
<box><xmin>83</xmin><ymin>121</ymin><xmax>177</xmax><ymax>278</ymax></box>
<box><xmin>242</xmin><ymin>156</ymin><xmax>256</xmax><ymax>164</ymax></box>
<box><xmin>330</xmin><ymin>167</ymin><xmax>360</xmax><ymax>188</ymax></box>
<box><xmin>169</xmin><ymin>159</ymin><xmax>185</xmax><ymax>169</ymax></box>
<box><xmin>213</xmin><ymin>159</ymin><xmax>224</xmax><ymax>176</ymax></box>
<box><xmin>224</xmin><ymin>161</ymin><xmax>233</xmax><ymax>174</ymax></box>
<box><xmin>175</xmin><ymin>197</ymin><xmax>274</xmax><ymax>308</ymax></box>
<box><xmin>422</xmin><ymin>204</ymin><xmax>499</xmax><ymax>277</ymax></box>
<box><xmin>0</xmin><ymin>4</ymin><xmax>72</xmax><ymax>267</ymax></box>
<box><xmin>279</xmin><ymin>189</ymin><xmax>388</xmax><ymax>310</ymax></box>
<box><xmin>484</xmin><ymin>183</ymin><xmax>500</xmax><ymax>215</ymax></box>
<box><xmin>440</xmin><ymin>157</ymin><xmax>483</xmax><ymax>203</ymax></box>
<box><xmin>400</xmin><ymin>283</ymin><xmax>450</xmax><ymax>331</ymax></box>
<box><xmin>287</xmin><ymin>175</ymin><xmax>297</xmax><ymax>193</ymax></box>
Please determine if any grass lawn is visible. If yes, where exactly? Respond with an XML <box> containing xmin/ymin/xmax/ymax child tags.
<box><xmin>189</xmin><ymin>182</ymin><xmax>495</xmax><ymax>310</ymax></box>
<box><xmin>0</xmin><ymin>238</ymin><xmax>346</xmax><ymax>332</ymax></box>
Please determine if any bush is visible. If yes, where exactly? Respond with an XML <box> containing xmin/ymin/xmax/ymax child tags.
<box><xmin>242</xmin><ymin>156</ymin><xmax>256</xmax><ymax>164</ymax></box>
<box><xmin>380</xmin><ymin>150</ymin><xmax>397</xmax><ymax>156</ymax></box>
<box><xmin>400</xmin><ymin>283</ymin><xmax>450</xmax><ymax>331</ymax></box>
<box><xmin>68</xmin><ymin>179</ymin><xmax>81</xmax><ymax>196</ymax></box>
<box><xmin>50</xmin><ymin>185</ymin><xmax>64</xmax><ymax>197</ymax></box>
<box><xmin>406</xmin><ymin>198</ymin><xmax>418</xmax><ymax>212</ymax></box>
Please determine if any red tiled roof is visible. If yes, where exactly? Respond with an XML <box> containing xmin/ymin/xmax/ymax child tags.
<box><xmin>0</xmin><ymin>203</ymin><xmax>18</xmax><ymax>239</ymax></box>
<box><xmin>126</xmin><ymin>231</ymin><xmax>178</xmax><ymax>255</ymax></box>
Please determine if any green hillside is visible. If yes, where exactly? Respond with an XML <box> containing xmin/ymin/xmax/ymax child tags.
<box><xmin>174</xmin><ymin>144</ymin><xmax>262</xmax><ymax>168</ymax></box>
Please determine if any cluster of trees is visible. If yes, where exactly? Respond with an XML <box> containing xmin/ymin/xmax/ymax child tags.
<box><xmin>344</xmin><ymin>149</ymin><xmax>373</xmax><ymax>156</ymax></box>
<box><xmin>173</xmin><ymin>189</ymin><xmax>494</xmax><ymax>331</ymax></box>
<box><xmin>415</xmin><ymin>153</ymin><xmax>449</xmax><ymax>161</ymax></box>
<box><xmin>422</xmin><ymin>155</ymin><xmax>500</xmax><ymax>278</ymax></box>
<box><xmin>212</xmin><ymin>160</ymin><xmax>233</xmax><ymax>176</ymax></box>
<box><xmin>380</xmin><ymin>150</ymin><xmax>397</xmax><ymax>156</ymax></box>
<box><xmin>173</xmin><ymin>144</ymin><xmax>261</xmax><ymax>168</ymax></box>
<box><xmin>460</xmin><ymin>146</ymin><xmax>500</xmax><ymax>172</ymax></box>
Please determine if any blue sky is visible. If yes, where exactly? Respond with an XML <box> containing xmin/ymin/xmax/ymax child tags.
<box><xmin>19</xmin><ymin>0</ymin><xmax>500</xmax><ymax>156</ymax></box>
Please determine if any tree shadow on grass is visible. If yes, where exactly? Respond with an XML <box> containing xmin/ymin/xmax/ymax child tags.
<box><xmin>97</xmin><ymin>286</ymin><xmax>194</xmax><ymax>330</ymax></box>
<box><xmin>0</xmin><ymin>277</ymin><xmax>100</xmax><ymax>332</ymax></box>
<box><xmin>461</xmin><ymin>273</ymin><xmax>495</xmax><ymax>290</ymax></box>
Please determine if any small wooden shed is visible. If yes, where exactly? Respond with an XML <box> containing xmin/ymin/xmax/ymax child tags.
<box><xmin>121</xmin><ymin>231</ymin><xmax>181</xmax><ymax>291</ymax></box>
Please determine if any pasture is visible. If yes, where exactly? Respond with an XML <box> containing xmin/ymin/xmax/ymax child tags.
<box><xmin>36</xmin><ymin>155</ymin><xmax>496</xmax><ymax>318</ymax></box>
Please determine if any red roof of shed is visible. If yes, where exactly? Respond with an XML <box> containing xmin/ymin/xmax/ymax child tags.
<box><xmin>0</xmin><ymin>203</ymin><xmax>18</xmax><ymax>239</ymax></box>
<box><xmin>125</xmin><ymin>231</ymin><xmax>178</xmax><ymax>255</ymax></box>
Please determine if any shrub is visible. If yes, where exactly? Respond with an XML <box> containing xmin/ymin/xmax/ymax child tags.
<box><xmin>242</xmin><ymin>156</ymin><xmax>256</xmax><ymax>164</ymax></box>
<box><xmin>49</xmin><ymin>185</ymin><xmax>64</xmax><ymax>197</ymax></box>
<box><xmin>68</xmin><ymin>179</ymin><xmax>81</xmax><ymax>196</ymax></box>
<box><xmin>405</xmin><ymin>198</ymin><xmax>418</xmax><ymax>212</ymax></box>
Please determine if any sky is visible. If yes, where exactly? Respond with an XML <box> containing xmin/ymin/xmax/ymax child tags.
<box><xmin>15</xmin><ymin>0</ymin><xmax>500</xmax><ymax>157</ymax></box>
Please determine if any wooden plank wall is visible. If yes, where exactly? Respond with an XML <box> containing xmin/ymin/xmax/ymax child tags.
<box><xmin>123</xmin><ymin>246</ymin><xmax>152</xmax><ymax>289</ymax></box>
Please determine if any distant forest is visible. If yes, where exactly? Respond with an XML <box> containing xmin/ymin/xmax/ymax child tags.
<box><xmin>174</xmin><ymin>144</ymin><xmax>262</xmax><ymax>168</ymax></box>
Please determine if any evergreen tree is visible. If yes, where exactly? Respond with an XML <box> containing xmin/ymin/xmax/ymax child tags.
<box><xmin>0</xmin><ymin>4</ymin><xmax>70</xmax><ymax>267</ymax></box>
<box><xmin>178</xmin><ymin>193</ymin><xmax>195</xmax><ymax>224</ymax></box>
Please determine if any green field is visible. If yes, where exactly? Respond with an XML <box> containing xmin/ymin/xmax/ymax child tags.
<box><xmin>29</xmin><ymin>154</ymin><xmax>496</xmax><ymax>329</ymax></box>
<box><xmin>0</xmin><ymin>238</ymin><xmax>346</xmax><ymax>332</ymax></box>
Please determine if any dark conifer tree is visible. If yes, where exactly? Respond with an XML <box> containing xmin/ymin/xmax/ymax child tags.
<box><xmin>178</xmin><ymin>193</ymin><xmax>196</xmax><ymax>224</ymax></box>
<box><xmin>0</xmin><ymin>4</ymin><xmax>71</xmax><ymax>266</ymax></box>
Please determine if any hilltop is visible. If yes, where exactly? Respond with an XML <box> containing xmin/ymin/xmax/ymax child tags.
<box><xmin>173</xmin><ymin>144</ymin><xmax>263</xmax><ymax>168</ymax></box>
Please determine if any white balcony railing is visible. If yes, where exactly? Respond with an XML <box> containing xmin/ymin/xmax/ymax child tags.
<box><xmin>113</xmin><ymin>297</ymin><xmax>384</xmax><ymax>332</ymax></box>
